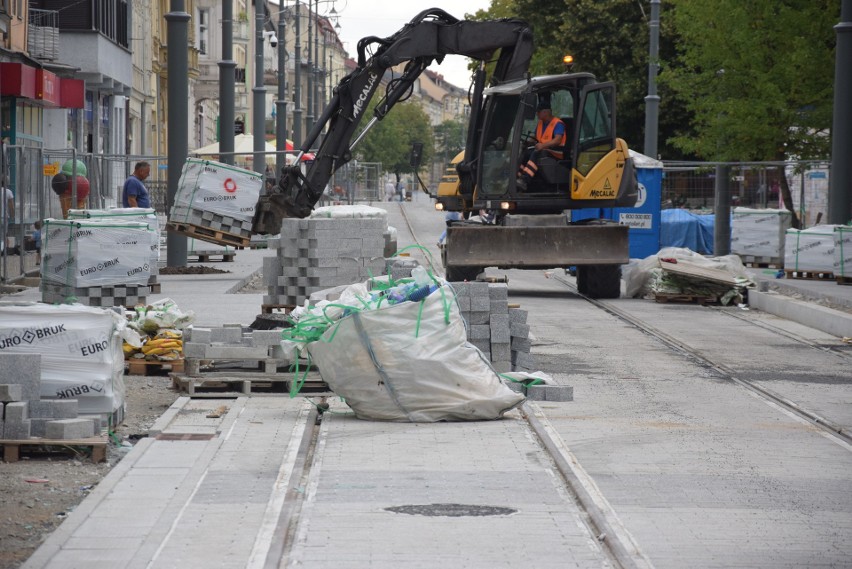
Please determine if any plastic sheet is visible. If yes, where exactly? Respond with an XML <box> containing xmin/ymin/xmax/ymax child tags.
<box><xmin>172</xmin><ymin>158</ymin><xmax>263</xmax><ymax>223</ymax></box>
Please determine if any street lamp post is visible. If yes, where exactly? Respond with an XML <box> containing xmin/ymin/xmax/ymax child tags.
<box><xmin>293</xmin><ymin>2</ymin><xmax>302</xmax><ymax>148</ymax></box>
<box><xmin>253</xmin><ymin>0</ymin><xmax>267</xmax><ymax>174</ymax></box>
<box><xmin>276</xmin><ymin>7</ymin><xmax>289</xmax><ymax>177</ymax></box>
<box><xmin>306</xmin><ymin>0</ymin><xmax>314</xmax><ymax>139</ymax></box>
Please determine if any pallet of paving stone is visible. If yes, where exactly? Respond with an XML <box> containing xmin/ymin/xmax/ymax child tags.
<box><xmin>783</xmin><ymin>269</ymin><xmax>835</xmax><ymax>281</ymax></box>
<box><xmin>1</xmin><ymin>435</ymin><xmax>108</xmax><ymax>463</ymax></box>
<box><xmin>189</xmin><ymin>250</ymin><xmax>236</xmax><ymax>263</ymax></box>
<box><xmin>125</xmin><ymin>357</ymin><xmax>185</xmax><ymax>376</ymax></box>
<box><xmin>653</xmin><ymin>293</ymin><xmax>719</xmax><ymax>306</ymax></box>
<box><xmin>166</xmin><ymin>221</ymin><xmax>251</xmax><ymax>248</ymax></box>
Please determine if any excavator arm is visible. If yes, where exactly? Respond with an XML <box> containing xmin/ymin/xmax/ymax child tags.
<box><xmin>251</xmin><ymin>8</ymin><xmax>533</xmax><ymax>234</ymax></box>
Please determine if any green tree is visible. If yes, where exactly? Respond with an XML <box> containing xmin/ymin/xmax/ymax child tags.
<box><xmin>473</xmin><ymin>0</ymin><xmax>693</xmax><ymax>159</ymax></box>
<box><xmin>662</xmin><ymin>0</ymin><xmax>837</xmax><ymax>162</ymax></box>
<box><xmin>433</xmin><ymin>118</ymin><xmax>467</xmax><ymax>161</ymax></box>
<box><xmin>356</xmin><ymin>101</ymin><xmax>434</xmax><ymax>183</ymax></box>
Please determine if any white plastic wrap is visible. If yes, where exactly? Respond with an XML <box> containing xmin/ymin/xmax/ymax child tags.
<box><xmin>306</xmin><ymin>282</ymin><xmax>525</xmax><ymax>422</ymax></box>
<box><xmin>172</xmin><ymin>158</ymin><xmax>263</xmax><ymax>223</ymax></box>
<box><xmin>68</xmin><ymin>208</ymin><xmax>160</xmax><ymax>266</ymax></box>
<box><xmin>784</xmin><ymin>225</ymin><xmax>842</xmax><ymax>272</ymax></box>
<box><xmin>0</xmin><ymin>302</ymin><xmax>128</xmax><ymax>415</ymax></box>
<box><xmin>310</xmin><ymin>204</ymin><xmax>389</xmax><ymax>219</ymax></box>
<box><xmin>835</xmin><ymin>227</ymin><xmax>852</xmax><ymax>278</ymax></box>
<box><xmin>41</xmin><ymin>219</ymin><xmax>154</xmax><ymax>287</ymax></box>
<box><xmin>731</xmin><ymin>207</ymin><xmax>793</xmax><ymax>259</ymax></box>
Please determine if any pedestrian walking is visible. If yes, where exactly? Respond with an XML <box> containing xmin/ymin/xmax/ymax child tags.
<box><xmin>122</xmin><ymin>162</ymin><xmax>152</xmax><ymax>208</ymax></box>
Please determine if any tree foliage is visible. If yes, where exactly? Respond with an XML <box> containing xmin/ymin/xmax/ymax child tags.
<box><xmin>661</xmin><ymin>0</ymin><xmax>837</xmax><ymax>162</ymax></box>
<box><xmin>473</xmin><ymin>0</ymin><xmax>693</xmax><ymax>159</ymax></box>
<box><xmin>433</xmin><ymin>118</ymin><xmax>468</xmax><ymax>160</ymax></box>
<box><xmin>355</xmin><ymin>101</ymin><xmax>434</xmax><ymax>180</ymax></box>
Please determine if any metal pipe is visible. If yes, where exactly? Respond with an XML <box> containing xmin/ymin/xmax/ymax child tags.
<box><xmin>253</xmin><ymin>0</ymin><xmax>267</xmax><ymax>174</ymax></box>
<box><xmin>829</xmin><ymin>0</ymin><xmax>852</xmax><ymax>224</ymax></box>
<box><xmin>165</xmin><ymin>0</ymin><xmax>189</xmax><ymax>266</ymax></box>
<box><xmin>218</xmin><ymin>0</ymin><xmax>237</xmax><ymax>165</ymax></box>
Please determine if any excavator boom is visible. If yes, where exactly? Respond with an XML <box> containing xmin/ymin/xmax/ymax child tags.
<box><xmin>251</xmin><ymin>9</ymin><xmax>533</xmax><ymax>234</ymax></box>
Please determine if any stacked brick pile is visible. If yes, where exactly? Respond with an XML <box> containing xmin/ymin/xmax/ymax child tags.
<box><xmin>0</xmin><ymin>354</ymin><xmax>102</xmax><ymax>440</ymax></box>
<box><xmin>450</xmin><ymin>281</ymin><xmax>536</xmax><ymax>373</ymax></box>
<box><xmin>183</xmin><ymin>325</ymin><xmax>292</xmax><ymax>375</ymax></box>
<box><xmin>262</xmin><ymin>216</ymin><xmax>389</xmax><ymax>307</ymax></box>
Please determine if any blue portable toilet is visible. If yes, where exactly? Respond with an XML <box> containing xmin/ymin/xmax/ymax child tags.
<box><xmin>571</xmin><ymin>150</ymin><xmax>663</xmax><ymax>259</ymax></box>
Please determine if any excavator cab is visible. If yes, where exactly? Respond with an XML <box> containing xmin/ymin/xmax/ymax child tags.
<box><xmin>464</xmin><ymin>73</ymin><xmax>637</xmax><ymax>215</ymax></box>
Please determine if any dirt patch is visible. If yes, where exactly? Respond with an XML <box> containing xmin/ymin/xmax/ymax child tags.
<box><xmin>158</xmin><ymin>265</ymin><xmax>230</xmax><ymax>275</ymax></box>
<box><xmin>0</xmin><ymin>373</ymin><xmax>180</xmax><ymax>569</ymax></box>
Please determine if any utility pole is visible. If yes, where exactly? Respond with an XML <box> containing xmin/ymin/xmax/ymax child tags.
<box><xmin>829</xmin><ymin>0</ymin><xmax>852</xmax><ymax>224</ymax></box>
<box><xmin>219</xmin><ymin>0</ymin><xmax>236</xmax><ymax>166</ymax></box>
<box><xmin>306</xmin><ymin>0</ymin><xmax>314</xmax><ymax>139</ymax></box>
<box><xmin>643</xmin><ymin>0</ymin><xmax>661</xmax><ymax>159</ymax></box>
<box><xmin>165</xmin><ymin>0</ymin><xmax>189</xmax><ymax>266</ymax></box>
<box><xmin>253</xmin><ymin>0</ymin><xmax>267</xmax><ymax>174</ymax></box>
<box><xmin>276</xmin><ymin>7</ymin><xmax>288</xmax><ymax>177</ymax></box>
<box><xmin>293</xmin><ymin>2</ymin><xmax>302</xmax><ymax>148</ymax></box>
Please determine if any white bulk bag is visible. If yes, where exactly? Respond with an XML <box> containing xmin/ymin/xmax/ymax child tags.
<box><xmin>307</xmin><ymin>283</ymin><xmax>524</xmax><ymax>422</ymax></box>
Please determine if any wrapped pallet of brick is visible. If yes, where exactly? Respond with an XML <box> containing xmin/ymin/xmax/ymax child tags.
<box><xmin>68</xmin><ymin>207</ymin><xmax>161</xmax><ymax>289</ymax></box>
<box><xmin>40</xmin><ymin>219</ymin><xmax>154</xmax><ymax>306</ymax></box>
<box><xmin>263</xmin><ymin>205</ymin><xmax>390</xmax><ymax>307</ymax></box>
<box><xmin>835</xmin><ymin>226</ymin><xmax>852</xmax><ymax>280</ymax></box>
<box><xmin>783</xmin><ymin>225</ymin><xmax>841</xmax><ymax>274</ymax></box>
<box><xmin>169</xmin><ymin>158</ymin><xmax>263</xmax><ymax>246</ymax></box>
<box><xmin>0</xmin><ymin>302</ymin><xmax>131</xmax><ymax>421</ymax></box>
<box><xmin>731</xmin><ymin>207</ymin><xmax>793</xmax><ymax>264</ymax></box>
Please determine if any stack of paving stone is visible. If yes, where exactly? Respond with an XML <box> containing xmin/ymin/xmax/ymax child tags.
<box><xmin>0</xmin><ymin>354</ymin><xmax>102</xmax><ymax>440</ymax></box>
<box><xmin>168</xmin><ymin>158</ymin><xmax>263</xmax><ymax>246</ymax></box>
<box><xmin>68</xmin><ymin>207</ymin><xmax>162</xmax><ymax>293</ymax></box>
<box><xmin>183</xmin><ymin>324</ymin><xmax>292</xmax><ymax>375</ymax></box>
<box><xmin>450</xmin><ymin>281</ymin><xmax>536</xmax><ymax>373</ymax></box>
<box><xmin>40</xmin><ymin>218</ymin><xmax>153</xmax><ymax>307</ymax></box>
<box><xmin>262</xmin><ymin>216</ymin><xmax>389</xmax><ymax>307</ymax></box>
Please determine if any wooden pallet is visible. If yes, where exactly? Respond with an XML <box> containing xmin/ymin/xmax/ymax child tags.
<box><xmin>262</xmin><ymin>304</ymin><xmax>296</xmax><ymax>314</ymax></box>
<box><xmin>172</xmin><ymin>373</ymin><xmax>328</xmax><ymax>396</ymax></box>
<box><xmin>654</xmin><ymin>293</ymin><xmax>719</xmax><ymax>306</ymax></box>
<box><xmin>1</xmin><ymin>435</ymin><xmax>108</xmax><ymax>463</ymax></box>
<box><xmin>166</xmin><ymin>221</ymin><xmax>251</xmax><ymax>248</ymax></box>
<box><xmin>740</xmin><ymin>256</ymin><xmax>782</xmax><ymax>269</ymax></box>
<box><xmin>126</xmin><ymin>357</ymin><xmax>185</xmax><ymax>376</ymax></box>
<box><xmin>784</xmin><ymin>269</ymin><xmax>835</xmax><ymax>281</ymax></box>
<box><xmin>189</xmin><ymin>250</ymin><xmax>236</xmax><ymax>263</ymax></box>
<box><xmin>149</xmin><ymin>282</ymin><xmax>162</xmax><ymax>294</ymax></box>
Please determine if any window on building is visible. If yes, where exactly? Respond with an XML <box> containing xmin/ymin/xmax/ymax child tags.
<box><xmin>197</xmin><ymin>7</ymin><xmax>209</xmax><ymax>55</ymax></box>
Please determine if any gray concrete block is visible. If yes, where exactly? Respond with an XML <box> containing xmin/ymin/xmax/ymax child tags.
<box><xmin>0</xmin><ymin>354</ymin><xmax>42</xmax><ymax>401</ymax></box>
<box><xmin>0</xmin><ymin>384</ymin><xmax>23</xmax><ymax>402</ymax></box>
<box><xmin>488</xmin><ymin>283</ymin><xmax>509</xmax><ymax>301</ymax></box>
<box><xmin>79</xmin><ymin>413</ymin><xmax>105</xmax><ymax>433</ymax></box>
<box><xmin>211</xmin><ymin>326</ymin><xmax>243</xmax><ymax>343</ymax></box>
<box><xmin>468</xmin><ymin>325</ymin><xmax>491</xmax><ymax>341</ymax></box>
<box><xmin>250</xmin><ymin>330</ymin><xmax>285</xmax><ymax>347</ymax></box>
<box><xmin>28</xmin><ymin>399</ymin><xmax>79</xmax><ymax>419</ymax></box>
<box><xmin>526</xmin><ymin>385</ymin><xmax>547</xmax><ymax>401</ymax></box>
<box><xmin>470</xmin><ymin>294</ymin><xmax>490</xmax><ymax>312</ymax></box>
<box><xmin>455</xmin><ymin>296</ymin><xmax>471</xmax><ymax>312</ymax></box>
<box><xmin>30</xmin><ymin>418</ymin><xmax>50</xmax><ymax>438</ymax></box>
<box><xmin>468</xmin><ymin>311</ymin><xmax>490</xmax><ymax>325</ymax></box>
<box><xmin>491</xmin><ymin>343</ymin><xmax>511</xmax><ymax>362</ymax></box>
<box><xmin>544</xmin><ymin>385</ymin><xmax>573</xmax><ymax>402</ymax></box>
<box><xmin>187</xmin><ymin>327</ymin><xmax>212</xmax><ymax>344</ymax></box>
<box><xmin>506</xmin><ymin>381</ymin><xmax>526</xmax><ymax>395</ymax></box>
<box><xmin>510</xmin><ymin>322</ymin><xmax>531</xmax><ymax>338</ymax></box>
<box><xmin>490</xmin><ymin>314</ymin><xmax>511</xmax><ymax>343</ymax></box>
<box><xmin>204</xmin><ymin>345</ymin><xmax>269</xmax><ymax>359</ymax></box>
<box><xmin>183</xmin><ymin>342</ymin><xmax>208</xmax><ymax>358</ymax></box>
<box><xmin>45</xmin><ymin>418</ymin><xmax>95</xmax><ymax>440</ymax></box>
<box><xmin>508</xmin><ymin>308</ymin><xmax>528</xmax><ymax>324</ymax></box>
<box><xmin>492</xmin><ymin>361</ymin><xmax>513</xmax><ymax>374</ymax></box>
<box><xmin>4</xmin><ymin>419</ymin><xmax>30</xmax><ymax>439</ymax></box>
<box><xmin>0</xmin><ymin>418</ymin><xmax>3</xmax><ymax>439</ymax></box>
<box><xmin>511</xmin><ymin>337</ymin><xmax>532</xmax><ymax>352</ymax></box>
<box><xmin>4</xmin><ymin>401</ymin><xmax>28</xmax><ymax>422</ymax></box>
<box><xmin>512</xmin><ymin>351</ymin><xmax>537</xmax><ymax>370</ymax></box>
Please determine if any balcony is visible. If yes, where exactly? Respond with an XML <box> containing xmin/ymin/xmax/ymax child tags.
<box><xmin>28</xmin><ymin>8</ymin><xmax>60</xmax><ymax>61</ymax></box>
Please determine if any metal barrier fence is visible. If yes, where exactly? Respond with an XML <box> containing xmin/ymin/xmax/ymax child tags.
<box><xmin>661</xmin><ymin>161</ymin><xmax>831</xmax><ymax>228</ymax></box>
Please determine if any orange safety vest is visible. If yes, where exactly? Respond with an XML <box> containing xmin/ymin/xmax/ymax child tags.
<box><xmin>535</xmin><ymin>118</ymin><xmax>566</xmax><ymax>160</ymax></box>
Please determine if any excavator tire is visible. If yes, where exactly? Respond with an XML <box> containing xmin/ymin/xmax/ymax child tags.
<box><xmin>576</xmin><ymin>264</ymin><xmax>621</xmax><ymax>299</ymax></box>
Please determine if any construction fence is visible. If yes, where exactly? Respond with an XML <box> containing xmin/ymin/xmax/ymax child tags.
<box><xmin>661</xmin><ymin>160</ymin><xmax>832</xmax><ymax>228</ymax></box>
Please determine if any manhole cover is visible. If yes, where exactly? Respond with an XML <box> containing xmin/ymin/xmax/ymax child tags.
<box><xmin>384</xmin><ymin>503</ymin><xmax>516</xmax><ymax>517</ymax></box>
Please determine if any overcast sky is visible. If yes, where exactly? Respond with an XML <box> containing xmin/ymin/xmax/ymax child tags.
<box><xmin>311</xmin><ymin>0</ymin><xmax>492</xmax><ymax>88</ymax></box>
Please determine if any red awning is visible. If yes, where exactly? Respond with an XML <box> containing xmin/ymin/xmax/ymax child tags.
<box><xmin>1</xmin><ymin>63</ymin><xmax>84</xmax><ymax>109</ymax></box>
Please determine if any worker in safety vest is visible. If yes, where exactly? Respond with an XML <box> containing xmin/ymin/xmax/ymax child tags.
<box><xmin>517</xmin><ymin>99</ymin><xmax>566</xmax><ymax>191</ymax></box>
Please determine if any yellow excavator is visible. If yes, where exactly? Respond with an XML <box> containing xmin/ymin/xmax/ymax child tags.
<box><xmin>252</xmin><ymin>8</ymin><xmax>637</xmax><ymax>298</ymax></box>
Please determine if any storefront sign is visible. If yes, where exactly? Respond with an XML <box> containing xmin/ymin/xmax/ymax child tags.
<box><xmin>36</xmin><ymin>69</ymin><xmax>61</xmax><ymax>107</ymax></box>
